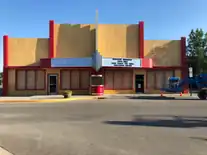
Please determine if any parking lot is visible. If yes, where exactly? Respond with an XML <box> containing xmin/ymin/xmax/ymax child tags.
<box><xmin>0</xmin><ymin>99</ymin><xmax>206</xmax><ymax>155</ymax></box>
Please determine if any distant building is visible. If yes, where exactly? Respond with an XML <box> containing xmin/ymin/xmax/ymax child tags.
<box><xmin>2</xmin><ymin>20</ymin><xmax>188</xmax><ymax>96</ymax></box>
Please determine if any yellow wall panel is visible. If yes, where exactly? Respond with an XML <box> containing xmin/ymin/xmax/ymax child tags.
<box><xmin>8</xmin><ymin>38</ymin><xmax>48</xmax><ymax>66</ymax></box>
<box><xmin>144</xmin><ymin>40</ymin><xmax>181</xmax><ymax>66</ymax></box>
<box><xmin>98</xmin><ymin>24</ymin><xmax>139</xmax><ymax>58</ymax></box>
<box><xmin>54</xmin><ymin>24</ymin><xmax>95</xmax><ymax>58</ymax></box>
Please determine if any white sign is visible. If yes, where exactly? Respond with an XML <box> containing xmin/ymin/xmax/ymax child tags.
<box><xmin>102</xmin><ymin>58</ymin><xmax>141</xmax><ymax>67</ymax></box>
<box><xmin>189</xmin><ymin>67</ymin><xmax>193</xmax><ymax>77</ymax></box>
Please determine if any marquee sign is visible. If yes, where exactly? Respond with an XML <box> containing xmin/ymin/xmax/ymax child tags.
<box><xmin>102</xmin><ymin>58</ymin><xmax>141</xmax><ymax>68</ymax></box>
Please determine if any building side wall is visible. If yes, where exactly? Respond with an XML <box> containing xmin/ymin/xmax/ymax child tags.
<box><xmin>8</xmin><ymin>38</ymin><xmax>49</xmax><ymax>66</ymax></box>
<box><xmin>98</xmin><ymin>24</ymin><xmax>139</xmax><ymax>58</ymax></box>
<box><xmin>144</xmin><ymin>40</ymin><xmax>181</xmax><ymax>66</ymax></box>
<box><xmin>54</xmin><ymin>24</ymin><xmax>95</xmax><ymax>58</ymax></box>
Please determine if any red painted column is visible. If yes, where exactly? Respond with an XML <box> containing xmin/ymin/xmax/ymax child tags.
<box><xmin>2</xmin><ymin>35</ymin><xmax>9</xmax><ymax>96</ymax></box>
<box><xmin>139</xmin><ymin>21</ymin><xmax>144</xmax><ymax>58</ymax></box>
<box><xmin>180</xmin><ymin>37</ymin><xmax>188</xmax><ymax>93</ymax></box>
<box><xmin>49</xmin><ymin>20</ymin><xmax>55</xmax><ymax>58</ymax></box>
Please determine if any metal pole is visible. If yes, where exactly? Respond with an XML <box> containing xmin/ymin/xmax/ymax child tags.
<box><xmin>95</xmin><ymin>9</ymin><xmax>98</xmax><ymax>52</ymax></box>
<box><xmin>189</xmin><ymin>67</ymin><xmax>193</xmax><ymax>96</ymax></box>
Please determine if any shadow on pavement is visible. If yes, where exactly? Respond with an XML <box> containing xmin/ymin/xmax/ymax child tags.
<box><xmin>190</xmin><ymin>137</ymin><xmax>207</xmax><ymax>141</ymax></box>
<box><xmin>127</xmin><ymin>96</ymin><xmax>200</xmax><ymax>100</ymax></box>
<box><xmin>103</xmin><ymin>115</ymin><xmax>207</xmax><ymax>128</ymax></box>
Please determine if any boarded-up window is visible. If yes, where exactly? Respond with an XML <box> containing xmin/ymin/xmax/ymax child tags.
<box><xmin>104</xmin><ymin>70</ymin><xmax>133</xmax><ymax>90</ymax></box>
<box><xmin>147</xmin><ymin>71</ymin><xmax>155</xmax><ymax>89</ymax></box>
<box><xmin>80</xmin><ymin>70</ymin><xmax>90</xmax><ymax>89</ymax></box>
<box><xmin>71</xmin><ymin>70</ymin><xmax>80</xmax><ymax>89</ymax></box>
<box><xmin>122</xmin><ymin>71</ymin><xmax>133</xmax><ymax>89</ymax></box>
<box><xmin>114</xmin><ymin>71</ymin><xmax>123</xmax><ymax>89</ymax></box>
<box><xmin>155</xmin><ymin>71</ymin><xmax>165</xmax><ymax>89</ymax></box>
<box><xmin>17</xmin><ymin>70</ymin><xmax>26</xmax><ymax>90</ymax></box>
<box><xmin>60</xmin><ymin>70</ymin><xmax>90</xmax><ymax>90</ymax></box>
<box><xmin>26</xmin><ymin>70</ymin><xmax>35</xmax><ymax>89</ymax></box>
<box><xmin>16</xmin><ymin>70</ymin><xmax>45</xmax><ymax>90</ymax></box>
<box><xmin>104</xmin><ymin>71</ymin><xmax>114</xmax><ymax>89</ymax></box>
<box><xmin>36</xmin><ymin>70</ymin><xmax>45</xmax><ymax>89</ymax></box>
<box><xmin>61</xmin><ymin>70</ymin><xmax>70</xmax><ymax>89</ymax></box>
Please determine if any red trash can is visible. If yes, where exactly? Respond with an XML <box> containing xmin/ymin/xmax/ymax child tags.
<box><xmin>91</xmin><ymin>85</ymin><xmax>104</xmax><ymax>96</ymax></box>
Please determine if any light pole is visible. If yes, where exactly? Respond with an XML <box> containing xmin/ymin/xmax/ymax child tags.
<box><xmin>95</xmin><ymin>9</ymin><xmax>98</xmax><ymax>52</ymax></box>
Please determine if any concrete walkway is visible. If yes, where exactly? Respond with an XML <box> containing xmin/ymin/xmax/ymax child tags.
<box><xmin>101</xmin><ymin>93</ymin><xmax>199</xmax><ymax>100</ymax></box>
<box><xmin>0</xmin><ymin>93</ymin><xmax>200</xmax><ymax>103</ymax></box>
<box><xmin>0</xmin><ymin>95</ymin><xmax>95</xmax><ymax>103</ymax></box>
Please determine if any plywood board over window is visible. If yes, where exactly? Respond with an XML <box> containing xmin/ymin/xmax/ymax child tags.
<box><xmin>61</xmin><ymin>70</ymin><xmax>70</xmax><ymax>90</ymax></box>
<box><xmin>26</xmin><ymin>70</ymin><xmax>35</xmax><ymax>89</ymax></box>
<box><xmin>16</xmin><ymin>70</ymin><xmax>26</xmax><ymax>90</ymax></box>
<box><xmin>104</xmin><ymin>70</ymin><xmax>133</xmax><ymax>90</ymax></box>
<box><xmin>122</xmin><ymin>71</ymin><xmax>133</xmax><ymax>89</ymax></box>
<box><xmin>16</xmin><ymin>70</ymin><xmax>45</xmax><ymax>90</ymax></box>
<box><xmin>104</xmin><ymin>70</ymin><xmax>114</xmax><ymax>89</ymax></box>
<box><xmin>71</xmin><ymin>70</ymin><xmax>80</xmax><ymax>89</ymax></box>
<box><xmin>147</xmin><ymin>71</ymin><xmax>155</xmax><ymax>89</ymax></box>
<box><xmin>80</xmin><ymin>70</ymin><xmax>90</xmax><ymax>89</ymax></box>
<box><xmin>155</xmin><ymin>71</ymin><xmax>165</xmax><ymax>89</ymax></box>
<box><xmin>60</xmin><ymin>70</ymin><xmax>90</xmax><ymax>90</ymax></box>
<box><xmin>114</xmin><ymin>71</ymin><xmax>123</xmax><ymax>89</ymax></box>
<box><xmin>36</xmin><ymin>70</ymin><xmax>45</xmax><ymax>89</ymax></box>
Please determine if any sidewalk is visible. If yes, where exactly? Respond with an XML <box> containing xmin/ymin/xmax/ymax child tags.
<box><xmin>0</xmin><ymin>95</ymin><xmax>95</xmax><ymax>103</ymax></box>
<box><xmin>0</xmin><ymin>93</ymin><xmax>200</xmax><ymax>103</ymax></box>
<box><xmin>100</xmin><ymin>93</ymin><xmax>199</xmax><ymax>100</ymax></box>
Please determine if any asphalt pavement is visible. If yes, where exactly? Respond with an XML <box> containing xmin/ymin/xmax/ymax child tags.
<box><xmin>0</xmin><ymin>99</ymin><xmax>206</xmax><ymax>155</ymax></box>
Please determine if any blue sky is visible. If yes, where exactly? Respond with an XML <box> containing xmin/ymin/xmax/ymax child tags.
<box><xmin>0</xmin><ymin>0</ymin><xmax>207</xmax><ymax>72</ymax></box>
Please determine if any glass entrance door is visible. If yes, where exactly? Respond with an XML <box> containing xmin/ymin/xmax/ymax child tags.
<box><xmin>48</xmin><ymin>74</ymin><xmax>58</xmax><ymax>94</ymax></box>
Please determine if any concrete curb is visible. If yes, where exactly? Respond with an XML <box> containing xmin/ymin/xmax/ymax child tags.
<box><xmin>0</xmin><ymin>97</ymin><xmax>95</xmax><ymax>103</ymax></box>
<box><xmin>0</xmin><ymin>147</ymin><xmax>13</xmax><ymax>155</ymax></box>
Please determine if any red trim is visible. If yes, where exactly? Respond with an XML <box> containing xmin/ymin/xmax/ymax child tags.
<box><xmin>146</xmin><ymin>71</ymin><xmax>148</xmax><ymax>89</ymax></box>
<box><xmin>139</xmin><ymin>21</ymin><xmax>144</xmax><ymax>58</ymax></box>
<box><xmin>2</xmin><ymin>67</ymin><xmax>8</xmax><ymax>96</ymax></box>
<box><xmin>8</xmin><ymin>66</ymin><xmax>42</xmax><ymax>69</ymax></box>
<box><xmin>15</xmin><ymin>69</ymin><xmax>46</xmax><ymax>91</ymax></box>
<box><xmin>49</xmin><ymin>20</ymin><xmax>55</xmax><ymax>58</ymax></box>
<box><xmin>2</xmin><ymin>35</ymin><xmax>9</xmax><ymax>96</ymax></box>
<box><xmin>3</xmin><ymin>35</ymin><xmax>8</xmax><ymax>67</ymax></box>
<box><xmin>40</xmin><ymin>58</ymin><xmax>51</xmax><ymax>68</ymax></box>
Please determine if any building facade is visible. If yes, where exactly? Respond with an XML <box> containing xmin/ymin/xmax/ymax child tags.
<box><xmin>2</xmin><ymin>20</ymin><xmax>188</xmax><ymax>96</ymax></box>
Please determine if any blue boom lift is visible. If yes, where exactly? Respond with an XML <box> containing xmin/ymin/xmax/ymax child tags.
<box><xmin>161</xmin><ymin>74</ymin><xmax>207</xmax><ymax>100</ymax></box>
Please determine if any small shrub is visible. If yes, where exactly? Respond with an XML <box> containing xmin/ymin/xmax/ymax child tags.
<box><xmin>62</xmin><ymin>90</ymin><xmax>72</xmax><ymax>98</ymax></box>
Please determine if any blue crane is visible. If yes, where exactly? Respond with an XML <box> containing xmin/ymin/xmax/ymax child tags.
<box><xmin>161</xmin><ymin>74</ymin><xmax>207</xmax><ymax>100</ymax></box>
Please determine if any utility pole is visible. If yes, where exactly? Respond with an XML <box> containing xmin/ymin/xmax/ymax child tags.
<box><xmin>95</xmin><ymin>9</ymin><xmax>98</xmax><ymax>52</ymax></box>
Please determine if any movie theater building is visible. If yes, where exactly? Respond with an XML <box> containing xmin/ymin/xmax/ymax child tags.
<box><xmin>2</xmin><ymin>20</ymin><xmax>187</xmax><ymax>96</ymax></box>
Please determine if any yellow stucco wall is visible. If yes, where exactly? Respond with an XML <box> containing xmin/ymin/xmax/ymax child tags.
<box><xmin>144</xmin><ymin>40</ymin><xmax>181</xmax><ymax>66</ymax></box>
<box><xmin>8</xmin><ymin>38</ymin><xmax>49</xmax><ymax>66</ymax></box>
<box><xmin>54</xmin><ymin>24</ymin><xmax>95</xmax><ymax>58</ymax></box>
<box><xmin>98</xmin><ymin>24</ymin><xmax>139</xmax><ymax>58</ymax></box>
